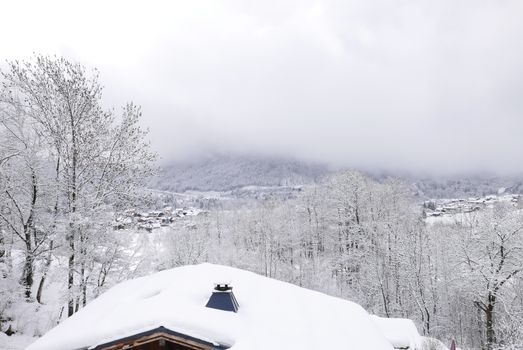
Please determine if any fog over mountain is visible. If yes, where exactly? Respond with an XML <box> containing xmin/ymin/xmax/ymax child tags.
<box><xmin>153</xmin><ymin>153</ymin><xmax>330</xmax><ymax>192</ymax></box>
<box><xmin>152</xmin><ymin>153</ymin><xmax>523</xmax><ymax>199</ymax></box>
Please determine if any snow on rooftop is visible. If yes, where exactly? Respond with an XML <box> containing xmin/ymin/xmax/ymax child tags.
<box><xmin>27</xmin><ymin>263</ymin><xmax>394</xmax><ymax>350</ymax></box>
<box><xmin>371</xmin><ymin>315</ymin><xmax>423</xmax><ymax>349</ymax></box>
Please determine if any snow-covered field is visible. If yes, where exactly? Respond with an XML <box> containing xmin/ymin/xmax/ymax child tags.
<box><xmin>0</xmin><ymin>333</ymin><xmax>36</xmax><ymax>350</ymax></box>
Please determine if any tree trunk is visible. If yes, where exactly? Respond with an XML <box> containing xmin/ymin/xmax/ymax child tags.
<box><xmin>38</xmin><ymin>156</ymin><xmax>60</xmax><ymax>305</ymax></box>
<box><xmin>36</xmin><ymin>240</ymin><xmax>53</xmax><ymax>304</ymax></box>
<box><xmin>67</xmin><ymin>239</ymin><xmax>75</xmax><ymax>316</ymax></box>
<box><xmin>21</xmin><ymin>239</ymin><xmax>33</xmax><ymax>299</ymax></box>
<box><xmin>80</xmin><ymin>234</ymin><xmax>87</xmax><ymax>308</ymax></box>
<box><xmin>67</xmin><ymin>115</ymin><xmax>78</xmax><ymax>317</ymax></box>
<box><xmin>20</xmin><ymin>170</ymin><xmax>38</xmax><ymax>299</ymax></box>
<box><xmin>485</xmin><ymin>293</ymin><xmax>496</xmax><ymax>350</ymax></box>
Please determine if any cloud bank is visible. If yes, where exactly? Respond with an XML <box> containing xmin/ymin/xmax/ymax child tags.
<box><xmin>1</xmin><ymin>0</ymin><xmax>522</xmax><ymax>174</ymax></box>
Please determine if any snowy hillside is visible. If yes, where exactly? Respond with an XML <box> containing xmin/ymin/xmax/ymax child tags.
<box><xmin>151</xmin><ymin>154</ymin><xmax>523</xmax><ymax>202</ymax></box>
<box><xmin>151</xmin><ymin>154</ymin><xmax>329</xmax><ymax>192</ymax></box>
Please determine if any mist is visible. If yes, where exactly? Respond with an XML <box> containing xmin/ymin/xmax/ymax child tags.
<box><xmin>2</xmin><ymin>0</ymin><xmax>523</xmax><ymax>175</ymax></box>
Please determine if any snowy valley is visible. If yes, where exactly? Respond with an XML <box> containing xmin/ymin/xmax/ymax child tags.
<box><xmin>2</xmin><ymin>5</ymin><xmax>523</xmax><ymax>347</ymax></box>
<box><xmin>4</xmin><ymin>158</ymin><xmax>523</xmax><ymax>349</ymax></box>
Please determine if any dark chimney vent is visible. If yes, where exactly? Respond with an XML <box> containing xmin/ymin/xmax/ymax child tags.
<box><xmin>205</xmin><ymin>283</ymin><xmax>239</xmax><ymax>313</ymax></box>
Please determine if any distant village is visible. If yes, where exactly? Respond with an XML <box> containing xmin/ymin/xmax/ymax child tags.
<box><xmin>114</xmin><ymin>206</ymin><xmax>208</xmax><ymax>232</ymax></box>
<box><xmin>114</xmin><ymin>191</ymin><xmax>522</xmax><ymax>231</ymax></box>
<box><xmin>423</xmin><ymin>192</ymin><xmax>520</xmax><ymax>218</ymax></box>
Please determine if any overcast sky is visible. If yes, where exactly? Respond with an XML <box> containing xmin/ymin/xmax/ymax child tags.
<box><xmin>1</xmin><ymin>0</ymin><xmax>523</xmax><ymax>175</ymax></box>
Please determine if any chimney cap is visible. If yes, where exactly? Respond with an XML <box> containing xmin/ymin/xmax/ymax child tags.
<box><xmin>214</xmin><ymin>283</ymin><xmax>232</xmax><ymax>292</ymax></box>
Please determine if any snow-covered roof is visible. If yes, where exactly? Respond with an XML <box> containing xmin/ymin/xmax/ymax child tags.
<box><xmin>371</xmin><ymin>315</ymin><xmax>423</xmax><ymax>349</ymax></box>
<box><xmin>27</xmin><ymin>263</ymin><xmax>394</xmax><ymax>350</ymax></box>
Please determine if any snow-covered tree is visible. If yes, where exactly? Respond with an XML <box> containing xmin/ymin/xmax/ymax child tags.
<box><xmin>460</xmin><ymin>204</ymin><xmax>523</xmax><ymax>349</ymax></box>
<box><xmin>0</xmin><ymin>55</ymin><xmax>156</xmax><ymax>317</ymax></box>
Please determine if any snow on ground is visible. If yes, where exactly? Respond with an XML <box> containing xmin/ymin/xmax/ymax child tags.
<box><xmin>2</xmin><ymin>250</ymin><xmax>68</xmax><ymax>337</ymax></box>
<box><xmin>0</xmin><ymin>333</ymin><xmax>37</xmax><ymax>350</ymax></box>
<box><xmin>27</xmin><ymin>263</ymin><xmax>394</xmax><ymax>350</ymax></box>
<box><xmin>421</xmin><ymin>337</ymin><xmax>450</xmax><ymax>350</ymax></box>
<box><xmin>371</xmin><ymin>315</ymin><xmax>424</xmax><ymax>350</ymax></box>
<box><xmin>424</xmin><ymin>211</ymin><xmax>476</xmax><ymax>226</ymax></box>
<box><xmin>369</xmin><ymin>315</ymin><xmax>453</xmax><ymax>350</ymax></box>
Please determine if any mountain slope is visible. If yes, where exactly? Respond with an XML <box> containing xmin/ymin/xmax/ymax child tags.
<box><xmin>151</xmin><ymin>154</ymin><xmax>330</xmax><ymax>192</ymax></box>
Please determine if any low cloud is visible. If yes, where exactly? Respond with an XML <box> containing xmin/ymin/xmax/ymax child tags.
<box><xmin>2</xmin><ymin>0</ymin><xmax>523</xmax><ymax>175</ymax></box>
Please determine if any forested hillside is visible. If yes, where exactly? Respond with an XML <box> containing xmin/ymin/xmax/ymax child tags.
<box><xmin>151</xmin><ymin>154</ymin><xmax>329</xmax><ymax>192</ymax></box>
<box><xmin>152</xmin><ymin>155</ymin><xmax>523</xmax><ymax>201</ymax></box>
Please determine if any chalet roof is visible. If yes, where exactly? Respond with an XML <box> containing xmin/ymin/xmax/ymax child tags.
<box><xmin>27</xmin><ymin>263</ymin><xmax>394</xmax><ymax>350</ymax></box>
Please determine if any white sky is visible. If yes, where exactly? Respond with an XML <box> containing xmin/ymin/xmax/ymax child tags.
<box><xmin>1</xmin><ymin>0</ymin><xmax>523</xmax><ymax>174</ymax></box>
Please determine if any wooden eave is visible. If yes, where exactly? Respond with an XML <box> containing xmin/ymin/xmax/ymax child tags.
<box><xmin>91</xmin><ymin>326</ymin><xmax>228</xmax><ymax>350</ymax></box>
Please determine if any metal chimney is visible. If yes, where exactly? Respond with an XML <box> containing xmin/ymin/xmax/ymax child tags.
<box><xmin>205</xmin><ymin>283</ymin><xmax>239</xmax><ymax>313</ymax></box>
